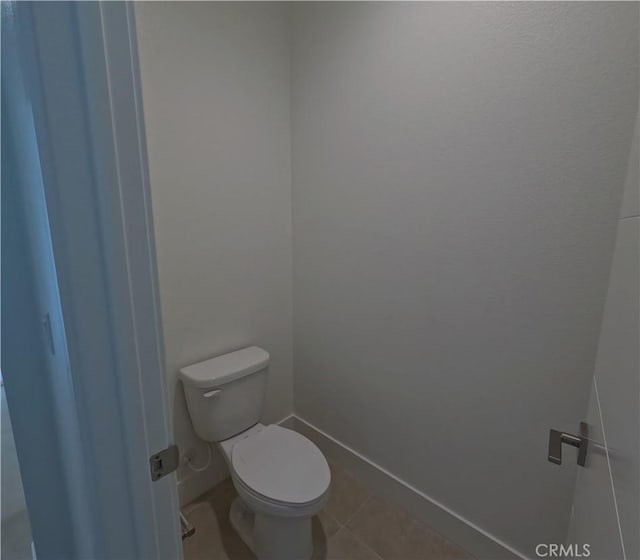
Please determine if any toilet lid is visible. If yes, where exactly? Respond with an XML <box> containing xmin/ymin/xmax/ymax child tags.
<box><xmin>231</xmin><ymin>425</ymin><xmax>330</xmax><ymax>505</ymax></box>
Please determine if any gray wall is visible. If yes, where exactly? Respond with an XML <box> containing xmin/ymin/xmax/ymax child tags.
<box><xmin>135</xmin><ymin>2</ymin><xmax>293</xmax><ymax>502</ymax></box>
<box><xmin>291</xmin><ymin>3</ymin><xmax>639</xmax><ymax>557</ymax></box>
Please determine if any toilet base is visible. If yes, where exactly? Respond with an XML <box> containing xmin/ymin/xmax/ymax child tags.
<box><xmin>229</xmin><ymin>497</ymin><xmax>255</xmax><ymax>550</ymax></box>
<box><xmin>229</xmin><ymin>497</ymin><xmax>313</xmax><ymax>560</ymax></box>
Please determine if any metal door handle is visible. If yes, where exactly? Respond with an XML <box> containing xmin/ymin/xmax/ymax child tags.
<box><xmin>548</xmin><ymin>422</ymin><xmax>588</xmax><ymax>467</ymax></box>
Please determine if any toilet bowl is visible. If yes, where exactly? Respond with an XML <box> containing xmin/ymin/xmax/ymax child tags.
<box><xmin>219</xmin><ymin>423</ymin><xmax>330</xmax><ymax>560</ymax></box>
<box><xmin>179</xmin><ymin>347</ymin><xmax>331</xmax><ymax>560</ymax></box>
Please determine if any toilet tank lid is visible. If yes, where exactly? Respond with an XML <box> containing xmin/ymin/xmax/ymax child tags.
<box><xmin>179</xmin><ymin>346</ymin><xmax>270</xmax><ymax>388</ymax></box>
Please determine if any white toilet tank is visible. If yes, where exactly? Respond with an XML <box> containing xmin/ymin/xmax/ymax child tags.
<box><xmin>179</xmin><ymin>346</ymin><xmax>269</xmax><ymax>442</ymax></box>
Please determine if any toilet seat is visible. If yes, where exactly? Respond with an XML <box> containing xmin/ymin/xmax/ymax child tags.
<box><xmin>231</xmin><ymin>425</ymin><xmax>330</xmax><ymax>507</ymax></box>
<box><xmin>232</xmin><ymin>473</ymin><xmax>329</xmax><ymax>519</ymax></box>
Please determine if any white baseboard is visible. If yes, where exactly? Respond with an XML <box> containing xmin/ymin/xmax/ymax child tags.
<box><xmin>292</xmin><ymin>415</ymin><xmax>527</xmax><ymax>560</ymax></box>
<box><xmin>277</xmin><ymin>413</ymin><xmax>296</xmax><ymax>430</ymax></box>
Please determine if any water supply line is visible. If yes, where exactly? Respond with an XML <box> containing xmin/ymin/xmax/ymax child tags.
<box><xmin>184</xmin><ymin>443</ymin><xmax>212</xmax><ymax>473</ymax></box>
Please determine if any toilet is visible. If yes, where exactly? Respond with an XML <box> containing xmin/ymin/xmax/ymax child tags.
<box><xmin>179</xmin><ymin>346</ymin><xmax>330</xmax><ymax>560</ymax></box>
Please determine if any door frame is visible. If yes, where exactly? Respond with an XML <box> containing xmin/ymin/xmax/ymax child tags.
<box><xmin>8</xmin><ymin>2</ymin><xmax>182</xmax><ymax>558</ymax></box>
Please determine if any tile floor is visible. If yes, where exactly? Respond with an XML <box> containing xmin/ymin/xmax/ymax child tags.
<box><xmin>182</xmin><ymin>462</ymin><xmax>473</xmax><ymax>560</ymax></box>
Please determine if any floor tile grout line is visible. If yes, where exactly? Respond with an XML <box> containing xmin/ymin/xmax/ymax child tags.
<box><xmin>331</xmin><ymin>525</ymin><xmax>346</xmax><ymax>538</ymax></box>
<box><xmin>327</xmin><ymin>524</ymin><xmax>385</xmax><ymax>560</ymax></box>
<box><xmin>358</xmin><ymin>485</ymin><xmax>474</xmax><ymax>558</ymax></box>
<box><xmin>329</xmin><ymin>462</ymin><xmax>473</xmax><ymax>558</ymax></box>
<box><xmin>343</xmin><ymin>527</ymin><xmax>386</xmax><ymax>560</ymax></box>
<box><xmin>342</xmin><ymin>493</ymin><xmax>373</xmax><ymax>528</ymax></box>
<box><xmin>327</xmin><ymin>509</ymin><xmax>345</xmax><ymax>532</ymax></box>
<box><xmin>340</xmin><ymin>491</ymin><xmax>474</xmax><ymax>560</ymax></box>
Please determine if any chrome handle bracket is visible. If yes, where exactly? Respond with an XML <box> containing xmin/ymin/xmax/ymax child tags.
<box><xmin>548</xmin><ymin>422</ymin><xmax>588</xmax><ymax>467</ymax></box>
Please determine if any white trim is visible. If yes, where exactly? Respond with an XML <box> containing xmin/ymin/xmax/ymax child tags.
<box><xmin>75</xmin><ymin>4</ymin><xmax>182</xmax><ymax>556</ymax></box>
<box><xmin>292</xmin><ymin>415</ymin><xmax>527</xmax><ymax>560</ymax></box>
<box><xmin>277</xmin><ymin>413</ymin><xmax>297</xmax><ymax>430</ymax></box>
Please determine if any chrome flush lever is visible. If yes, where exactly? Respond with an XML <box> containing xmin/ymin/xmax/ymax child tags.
<box><xmin>548</xmin><ymin>422</ymin><xmax>589</xmax><ymax>467</ymax></box>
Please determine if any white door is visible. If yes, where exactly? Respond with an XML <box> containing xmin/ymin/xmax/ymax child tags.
<box><xmin>3</xmin><ymin>6</ymin><xmax>93</xmax><ymax>556</ymax></box>
<box><xmin>4</xmin><ymin>2</ymin><xmax>183</xmax><ymax>558</ymax></box>
<box><xmin>570</xmin><ymin>116</ymin><xmax>639</xmax><ymax>560</ymax></box>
